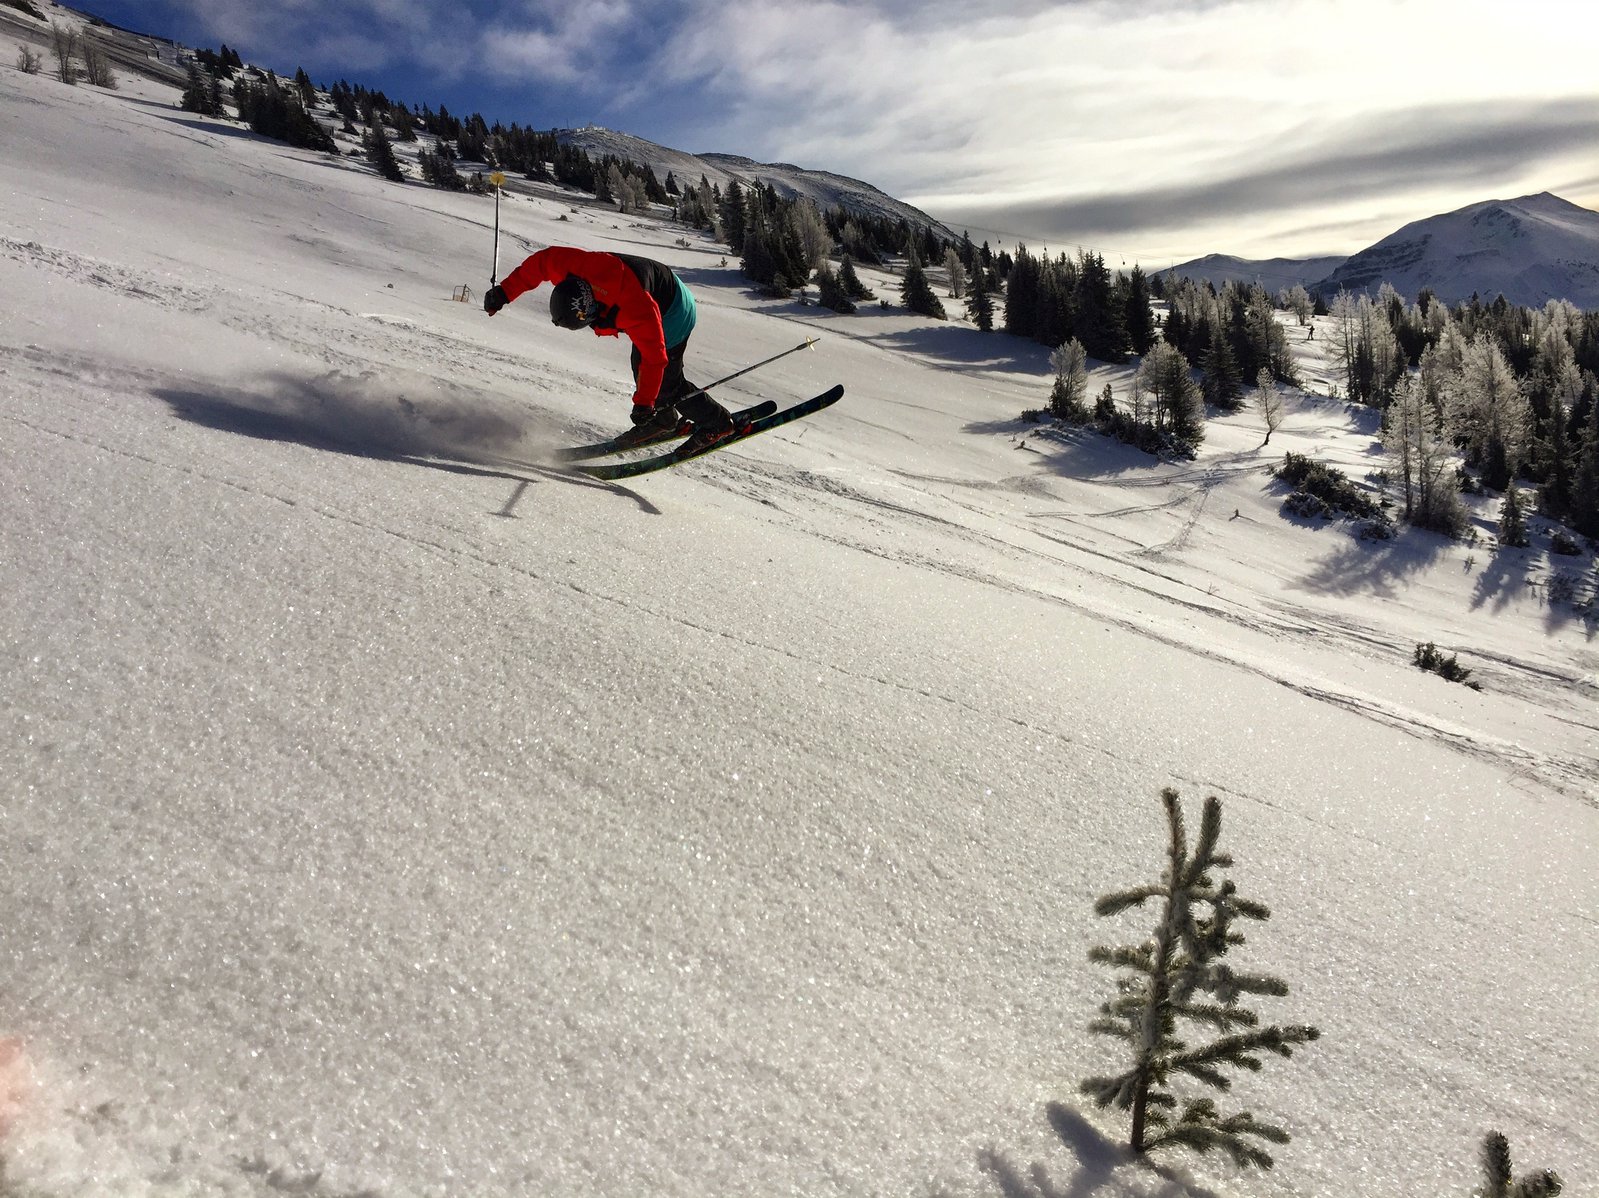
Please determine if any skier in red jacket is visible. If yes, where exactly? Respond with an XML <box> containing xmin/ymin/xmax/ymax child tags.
<box><xmin>484</xmin><ymin>246</ymin><xmax>736</xmax><ymax>454</ymax></box>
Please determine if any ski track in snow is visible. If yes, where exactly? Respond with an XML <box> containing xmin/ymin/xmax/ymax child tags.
<box><xmin>679</xmin><ymin>448</ymin><xmax>1598</xmax><ymax>799</ymax></box>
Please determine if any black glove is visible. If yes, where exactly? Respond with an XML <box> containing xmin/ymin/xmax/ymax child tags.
<box><xmin>483</xmin><ymin>284</ymin><xmax>508</xmax><ymax>315</ymax></box>
<box><xmin>629</xmin><ymin>403</ymin><xmax>658</xmax><ymax>427</ymax></box>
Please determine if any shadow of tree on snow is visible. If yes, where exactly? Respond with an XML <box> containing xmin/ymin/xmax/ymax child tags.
<box><xmin>975</xmin><ymin>1104</ymin><xmax>1223</xmax><ymax>1198</ymax></box>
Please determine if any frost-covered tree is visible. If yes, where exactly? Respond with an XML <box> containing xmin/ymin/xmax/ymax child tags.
<box><xmin>790</xmin><ymin>201</ymin><xmax>832</xmax><ymax>273</ymax></box>
<box><xmin>1453</xmin><ymin>335</ymin><xmax>1530</xmax><ymax>489</ymax></box>
<box><xmin>1255</xmin><ymin>368</ymin><xmax>1284</xmax><ymax>446</ymax></box>
<box><xmin>1080</xmin><ymin>788</ymin><xmax>1319</xmax><ymax>1168</ymax></box>
<box><xmin>1385</xmin><ymin>370</ymin><xmax>1468</xmax><ymax>536</ymax></box>
<box><xmin>1331</xmin><ymin>290</ymin><xmax>1402</xmax><ymax>404</ymax></box>
<box><xmin>606</xmin><ymin>162</ymin><xmax>649</xmax><ymax>214</ymax></box>
<box><xmin>943</xmin><ymin>246</ymin><xmax>967</xmax><ymax>299</ymax></box>
<box><xmin>1281</xmin><ymin>284</ymin><xmax>1313</xmax><ymax>326</ymax></box>
<box><xmin>1245</xmin><ymin>282</ymin><xmax>1296</xmax><ymax>384</ymax></box>
<box><xmin>674</xmin><ymin>177</ymin><xmax>717</xmax><ymax>233</ymax></box>
<box><xmin>1477</xmin><ymin>1131</ymin><xmax>1563</xmax><ymax>1198</ymax></box>
<box><xmin>1049</xmin><ymin>338</ymin><xmax>1090</xmax><ymax>421</ymax></box>
<box><xmin>1527</xmin><ymin>315</ymin><xmax>1583</xmax><ymax>516</ymax></box>
<box><xmin>1136</xmin><ymin>341</ymin><xmax>1204</xmax><ymax>450</ymax></box>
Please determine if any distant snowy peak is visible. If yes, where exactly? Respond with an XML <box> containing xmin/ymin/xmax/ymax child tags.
<box><xmin>1163</xmin><ymin>252</ymin><xmax>1348</xmax><ymax>293</ymax></box>
<box><xmin>1310</xmin><ymin>192</ymin><xmax>1599</xmax><ymax>308</ymax></box>
<box><xmin>553</xmin><ymin>126</ymin><xmax>957</xmax><ymax>241</ymax></box>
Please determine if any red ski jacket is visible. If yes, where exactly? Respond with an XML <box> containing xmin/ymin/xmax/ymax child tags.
<box><xmin>498</xmin><ymin>246</ymin><xmax>670</xmax><ymax>408</ymax></box>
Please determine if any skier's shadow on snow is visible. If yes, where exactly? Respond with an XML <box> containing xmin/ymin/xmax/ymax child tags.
<box><xmin>155</xmin><ymin>376</ymin><xmax>664</xmax><ymax>515</ymax></box>
<box><xmin>979</xmin><ymin>1105</ymin><xmax>1221</xmax><ymax>1198</ymax></box>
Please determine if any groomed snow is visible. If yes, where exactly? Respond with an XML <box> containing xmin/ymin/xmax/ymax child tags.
<box><xmin>1</xmin><ymin>48</ymin><xmax>1595</xmax><ymax>1198</ymax></box>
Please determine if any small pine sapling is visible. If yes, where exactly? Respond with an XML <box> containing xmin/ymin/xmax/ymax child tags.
<box><xmin>1079</xmin><ymin>788</ymin><xmax>1319</xmax><ymax>1169</ymax></box>
<box><xmin>1478</xmin><ymin>1131</ymin><xmax>1563</xmax><ymax>1198</ymax></box>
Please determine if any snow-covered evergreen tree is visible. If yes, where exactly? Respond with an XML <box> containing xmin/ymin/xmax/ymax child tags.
<box><xmin>1080</xmin><ymin>788</ymin><xmax>1319</xmax><ymax>1168</ymax></box>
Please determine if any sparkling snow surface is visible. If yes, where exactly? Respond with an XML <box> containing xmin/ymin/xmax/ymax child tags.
<box><xmin>2</xmin><ymin>55</ymin><xmax>1595</xmax><ymax>1198</ymax></box>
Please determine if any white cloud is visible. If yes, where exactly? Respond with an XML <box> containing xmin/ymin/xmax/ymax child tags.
<box><xmin>634</xmin><ymin>0</ymin><xmax>1599</xmax><ymax>257</ymax></box>
<box><xmin>477</xmin><ymin>0</ymin><xmax>643</xmax><ymax>85</ymax></box>
<box><xmin>158</xmin><ymin>0</ymin><xmax>1599</xmax><ymax>258</ymax></box>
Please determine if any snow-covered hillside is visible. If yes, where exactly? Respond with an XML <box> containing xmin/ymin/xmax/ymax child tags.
<box><xmin>556</xmin><ymin>125</ymin><xmax>958</xmax><ymax>240</ymax></box>
<box><xmin>1</xmin><ymin>51</ymin><xmax>1596</xmax><ymax>1198</ymax></box>
<box><xmin>1311</xmin><ymin>192</ymin><xmax>1599</xmax><ymax>308</ymax></box>
<box><xmin>1163</xmin><ymin>253</ymin><xmax>1348</xmax><ymax>294</ymax></box>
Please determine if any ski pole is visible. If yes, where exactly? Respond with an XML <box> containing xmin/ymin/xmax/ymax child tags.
<box><xmin>489</xmin><ymin>171</ymin><xmax>505</xmax><ymax>284</ymax></box>
<box><xmin>681</xmin><ymin>336</ymin><xmax>819</xmax><ymax>402</ymax></box>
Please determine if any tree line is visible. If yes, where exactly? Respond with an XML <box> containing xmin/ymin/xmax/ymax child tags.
<box><xmin>1328</xmin><ymin>285</ymin><xmax>1599</xmax><ymax>540</ymax></box>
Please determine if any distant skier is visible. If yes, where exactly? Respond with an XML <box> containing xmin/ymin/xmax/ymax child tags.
<box><xmin>483</xmin><ymin>246</ymin><xmax>737</xmax><ymax>454</ymax></box>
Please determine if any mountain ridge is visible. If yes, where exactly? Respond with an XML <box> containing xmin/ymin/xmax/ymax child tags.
<box><xmin>1308</xmin><ymin>191</ymin><xmax>1599</xmax><ymax>308</ymax></box>
<box><xmin>554</xmin><ymin>125</ymin><xmax>958</xmax><ymax>241</ymax></box>
<box><xmin>1162</xmin><ymin>252</ymin><xmax>1349</xmax><ymax>293</ymax></box>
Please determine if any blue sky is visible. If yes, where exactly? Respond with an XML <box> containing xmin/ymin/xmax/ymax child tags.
<box><xmin>77</xmin><ymin>0</ymin><xmax>1599</xmax><ymax>266</ymax></box>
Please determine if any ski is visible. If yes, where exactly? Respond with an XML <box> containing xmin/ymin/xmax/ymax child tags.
<box><xmin>556</xmin><ymin>399</ymin><xmax>778</xmax><ymax>462</ymax></box>
<box><xmin>573</xmin><ymin>385</ymin><xmax>844</xmax><ymax>481</ymax></box>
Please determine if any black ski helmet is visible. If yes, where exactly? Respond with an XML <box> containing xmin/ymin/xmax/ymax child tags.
<box><xmin>550</xmin><ymin>274</ymin><xmax>597</xmax><ymax>328</ymax></box>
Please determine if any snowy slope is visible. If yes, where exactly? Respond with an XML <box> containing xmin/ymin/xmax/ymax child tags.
<box><xmin>1311</xmin><ymin>192</ymin><xmax>1599</xmax><ymax>307</ymax></box>
<box><xmin>1</xmin><ymin>60</ymin><xmax>1596</xmax><ymax>1198</ymax></box>
<box><xmin>0</xmin><ymin>0</ymin><xmax>187</xmax><ymax>86</ymax></box>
